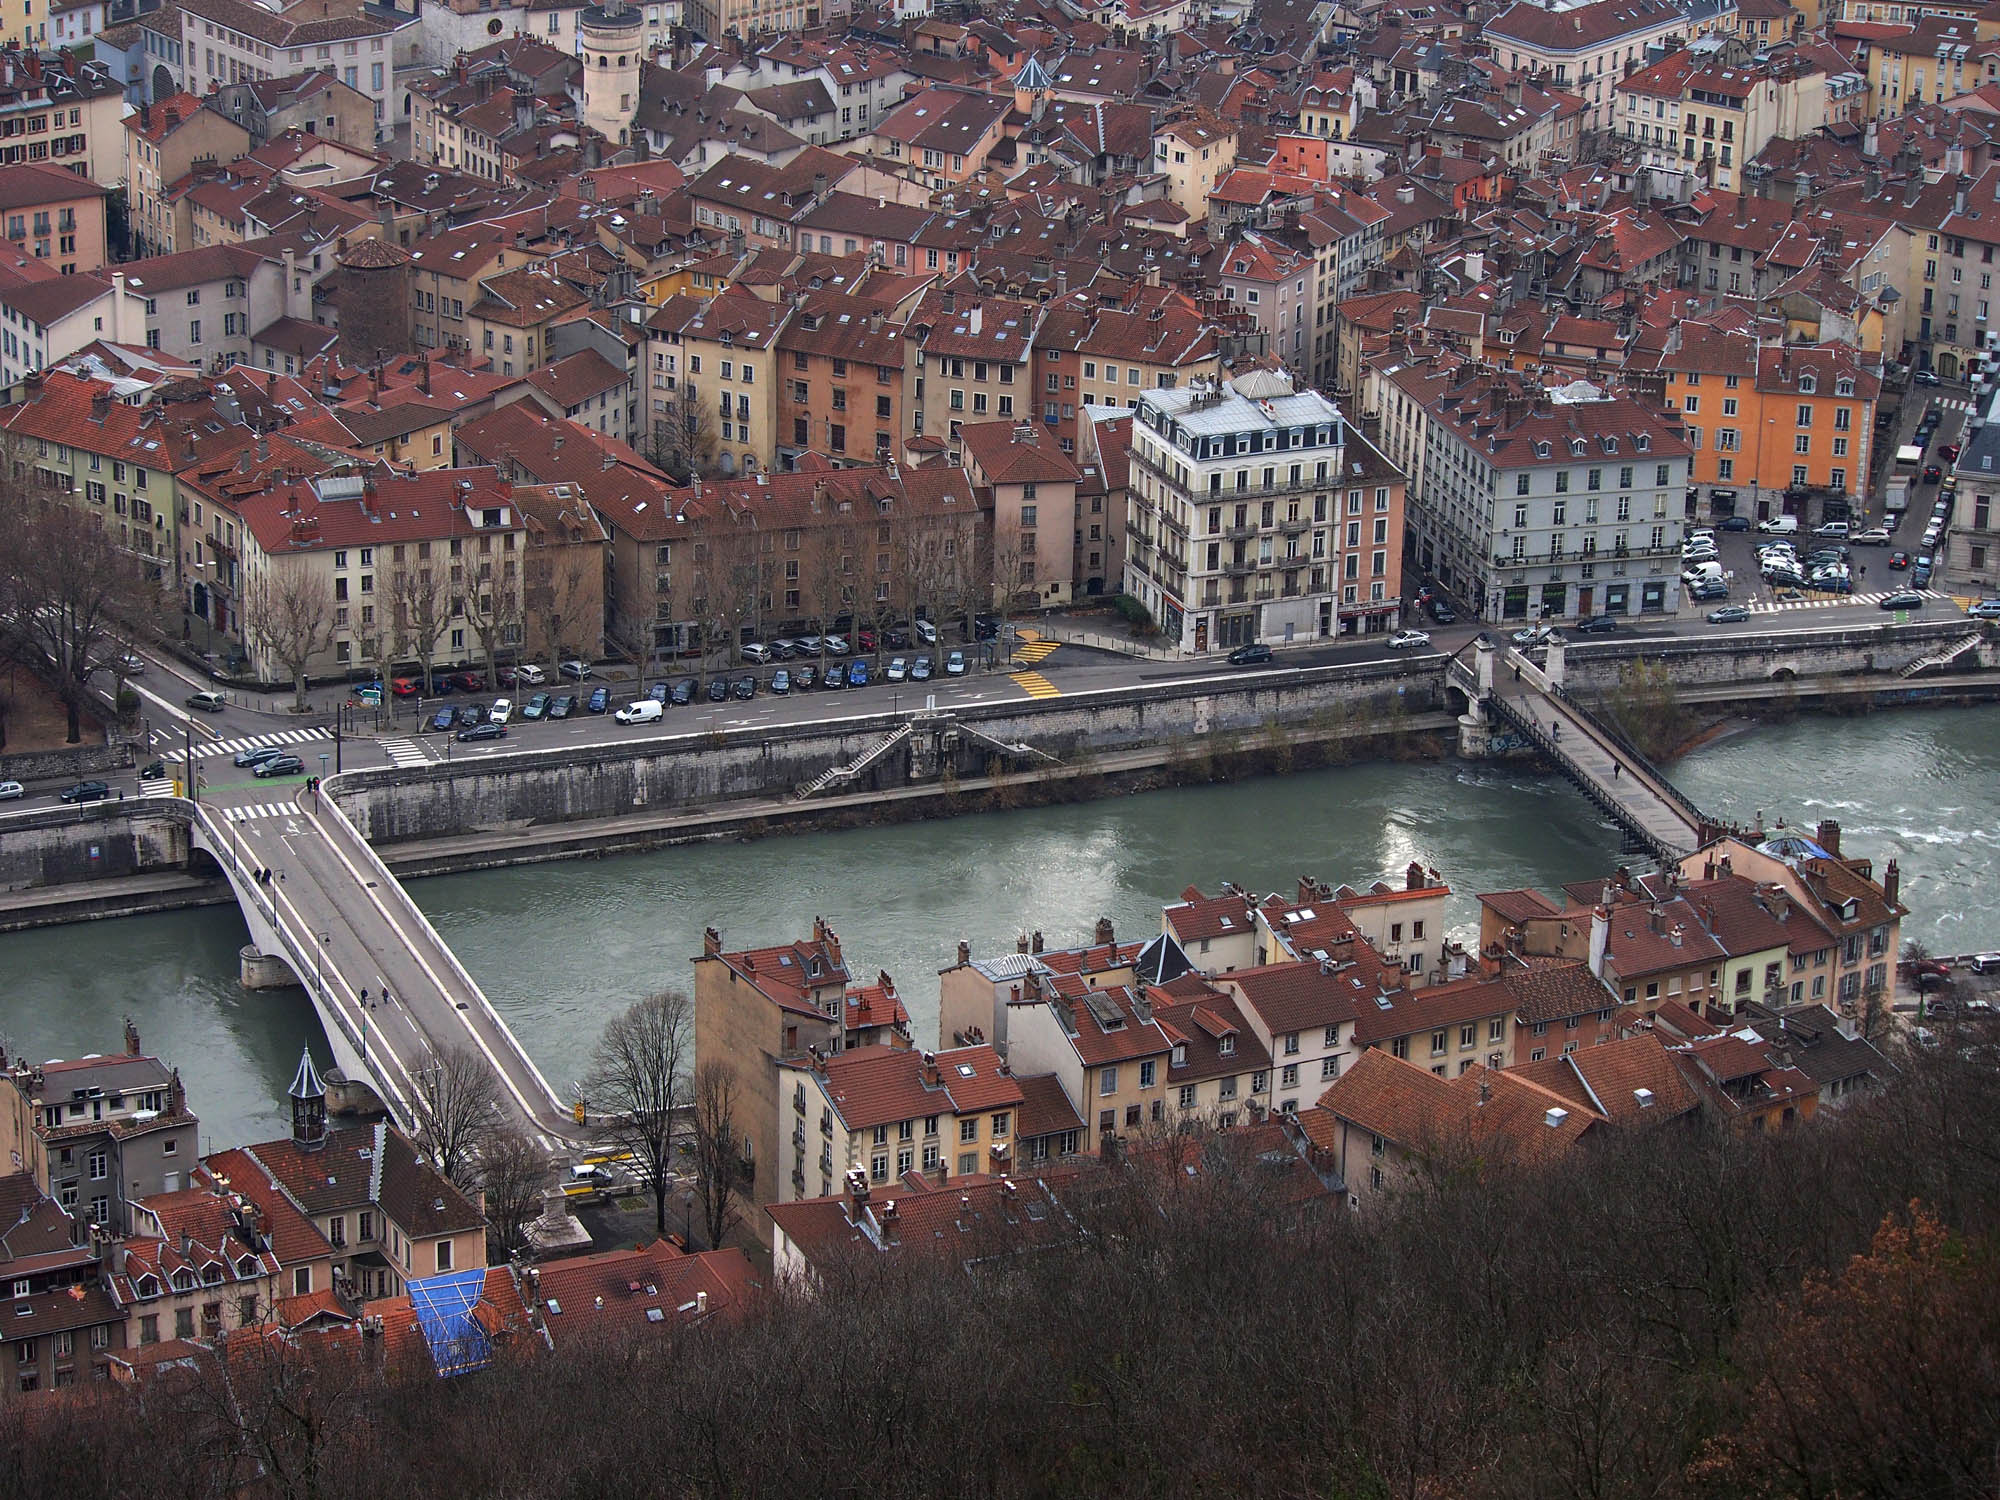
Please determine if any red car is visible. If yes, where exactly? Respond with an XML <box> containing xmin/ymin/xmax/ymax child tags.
<box><xmin>1942</xmin><ymin>443</ymin><xmax>1962</xmax><ymax>463</ymax></box>
<box><xmin>391</xmin><ymin>677</ymin><xmax>419</xmax><ymax>697</ymax></box>
<box><xmin>451</xmin><ymin>670</ymin><xmax>485</xmax><ymax>693</ymax></box>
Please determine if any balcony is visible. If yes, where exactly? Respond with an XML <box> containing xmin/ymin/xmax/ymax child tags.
<box><xmin>1224</xmin><ymin>523</ymin><xmax>1257</xmax><ymax>539</ymax></box>
<box><xmin>1279</xmin><ymin>517</ymin><xmax>1309</xmax><ymax>537</ymax></box>
<box><xmin>1223</xmin><ymin>559</ymin><xmax>1256</xmax><ymax>577</ymax></box>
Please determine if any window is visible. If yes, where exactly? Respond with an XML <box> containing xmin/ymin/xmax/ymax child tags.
<box><xmin>1177</xmin><ymin>1085</ymin><xmax>1197</xmax><ymax>1110</ymax></box>
<box><xmin>1099</xmin><ymin>1066</ymin><xmax>1117</xmax><ymax>1095</ymax></box>
<box><xmin>293</xmin><ymin>1267</ymin><xmax>311</xmax><ymax>1296</ymax></box>
<box><xmin>1138</xmin><ymin>1060</ymin><xmax>1155</xmax><ymax>1088</ymax></box>
<box><xmin>436</xmin><ymin>1240</ymin><xmax>453</xmax><ymax>1272</ymax></box>
<box><xmin>959</xmin><ymin>1117</ymin><xmax>978</xmax><ymax>1143</ymax></box>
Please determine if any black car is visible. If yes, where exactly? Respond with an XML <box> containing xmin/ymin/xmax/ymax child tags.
<box><xmin>1880</xmin><ymin>590</ymin><xmax>1925</xmax><ymax>610</ymax></box>
<box><xmin>706</xmin><ymin>678</ymin><xmax>730</xmax><ymax>702</ymax></box>
<box><xmin>456</xmin><ymin>722</ymin><xmax>507</xmax><ymax>741</ymax></box>
<box><xmin>59</xmin><ymin>780</ymin><xmax>111</xmax><ymax>803</ymax></box>
<box><xmin>732</xmin><ymin>676</ymin><xmax>757</xmax><ymax>700</ymax></box>
<box><xmin>1426</xmin><ymin>599</ymin><xmax>1457</xmax><ymax>624</ymax></box>
<box><xmin>824</xmin><ymin>662</ymin><xmax>848</xmax><ymax>689</ymax></box>
<box><xmin>972</xmin><ymin>614</ymin><xmax>1001</xmax><ymax>640</ymax></box>
<box><xmin>587</xmin><ymin>686</ymin><xmax>609</xmax><ymax>714</ymax></box>
<box><xmin>548</xmin><ymin>694</ymin><xmax>574</xmax><ymax>719</ymax></box>
<box><xmin>1575</xmin><ymin>614</ymin><xmax>1619</xmax><ymax>633</ymax></box>
<box><xmin>1227</xmin><ymin>643</ymin><xmax>1273</xmax><ymax>665</ymax></box>
<box><xmin>884</xmin><ymin>627</ymin><xmax>911</xmax><ymax>650</ymax></box>
<box><xmin>669</xmin><ymin>678</ymin><xmax>697</xmax><ymax>706</ymax></box>
<box><xmin>139</xmin><ymin>759</ymin><xmax>166</xmax><ymax>780</ymax></box>
<box><xmin>254</xmin><ymin>755</ymin><xmax>306</xmax><ymax>778</ymax></box>
<box><xmin>648</xmin><ymin>682</ymin><xmax>670</xmax><ymax>703</ymax></box>
<box><xmin>1719</xmin><ymin>515</ymin><xmax>1752</xmax><ymax>531</ymax></box>
<box><xmin>794</xmin><ymin>664</ymin><xmax>818</xmax><ymax>691</ymax></box>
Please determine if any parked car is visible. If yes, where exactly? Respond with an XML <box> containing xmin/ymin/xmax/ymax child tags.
<box><xmin>848</xmin><ymin>658</ymin><xmax>870</xmax><ymax>688</ymax></box>
<box><xmin>587</xmin><ymin>686</ymin><xmax>609</xmax><ymax>714</ymax></box>
<box><xmin>648</xmin><ymin>682</ymin><xmax>670</xmax><ymax>703</ymax></box>
<box><xmin>489</xmin><ymin>698</ymin><xmax>513</xmax><ymax>724</ymax></box>
<box><xmin>456</xmin><ymin>705</ymin><xmax>483</xmax><ymax>729</ymax></box>
<box><xmin>253</xmin><ymin>756</ymin><xmax>305</xmax><ymax>779</ymax></box>
<box><xmin>522</xmin><ymin>692</ymin><xmax>550</xmax><ymax>721</ymax></box>
<box><xmin>824</xmin><ymin>662</ymin><xmax>848</xmax><ymax>689</ymax></box>
<box><xmin>1386</xmin><ymin>629</ymin><xmax>1431</xmax><ymax>649</ymax></box>
<box><xmin>793</xmin><ymin>665</ymin><xmax>818</xmax><ymax>691</ymax></box>
<box><xmin>857</xmin><ymin>628</ymin><xmax>878</xmax><ymax>652</ymax></box>
<box><xmin>1719</xmin><ymin>515</ymin><xmax>1753</xmax><ymax>531</ymax></box>
<box><xmin>945</xmin><ymin>649</ymin><xmax>967</xmax><ymax>675</ymax></box>
<box><xmin>972</xmin><ymin>615</ymin><xmax>1001</xmax><ymax>640</ymax></box>
<box><xmin>59</xmin><ymin>779</ymin><xmax>112</xmax><ymax>802</ymax></box>
<box><xmin>771</xmin><ymin>669</ymin><xmax>791</xmax><ymax>694</ymax></box>
<box><xmin>1812</xmin><ymin>521</ymin><xmax>1851</xmax><ymax>540</ymax></box>
<box><xmin>1510</xmin><ymin>626</ymin><xmax>1552</xmax><ymax>647</ymax></box>
<box><xmin>1757</xmin><ymin>515</ymin><xmax>1800</xmax><ymax>534</ymax></box>
<box><xmin>1707</xmin><ymin>605</ymin><xmax>1752</xmax><ymax>623</ymax></box>
<box><xmin>452</xmin><ymin>670</ymin><xmax>486</xmax><ymax>693</ymax></box>
<box><xmin>1915</xmin><ymin>368</ymin><xmax>1942</xmax><ymax>385</ymax></box>
<box><xmin>559</xmin><ymin>659</ymin><xmax>593</xmax><ymax>681</ymax></box>
<box><xmin>670</xmin><ymin>679</ymin><xmax>697</xmax><ymax>705</ymax></box>
<box><xmin>1913</xmin><ymin>562</ymin><xmax>1935</xmax><ymax>588</ymax></box>
<box><xmin>186</xmin><ymin>690</ymin><xmax>227</xmax><ymax>713</ymax></box>
<box><xmin>824</xmin><ymin>634</ymin><xmax>850</xmax><ymax>656</ymax></box>
<box><xmin>1426</xmin><ymin>600</ymin><xmax>1457</xmax><ymax>624</ymax></box>
<box><xmin>1852</xmin><ymin>527</ymin><xmax>1893</xmax><ymax>545</ymax></box>
<box><xmin>0</xmin><ymin>780</ymin><xmax>23</xmax><ymax>801</ymax></box>
<box><xmin>908</xmin><ymin>656</ymin><xmax>932</xmax><ymax>682</ymax></box>
<box><xmin>886</xmin><ymin>656</ymin><xmax>908</xmax><ymax>682</ymax></box>
<box><xmin>914</xmin><ymin>619</ymin><xmax>938</xmax><ymax>645</ymax></box>
<box><xmin>1943</xmin><ymin>443</ymin><xmax>1962</xmax><ymax>463</ymax></box>
<box><xmin>1967</xmin><ymin>599</ymin><xmax>2000</xmax><ymax>619</ymax></box>
<box><xmin>431</xmin><ymin>707</ymin><xmax>456</xmax><ymax>732</ymax></box>
<box><xmin>457</xmin><ymin>722</ymin><xmax>507</xmax><ymax>742</ymax></box>
<box><xmin>1689</xmin><ymin>582</ymin><xmax>1730</xmax><ymax>601</ymax></box>
<box><xmin>797</xmin><ymin>634</ymin><xmax>824</xmax><ymax>655</ymax></box>
<box><xmin>1889</xmin><ymin>550</ymin><xmax>1912</xmax><ymax>569</ymax></box>
<box><xmin>548</xmin><ymin>694</ymin><xmax>574</xmax><ymax>720</ymax></box>
<box><xmin>884</xmin><ymin>627</ymin><xmax>911</xmax><ymax>650</ymax></box>
<box><xmin>1228</xmin><ymin>643</ymin><xmax>1274</xmax><ymax>665</ymax></box>
<box><xmin>1881</xmin><ymin>590</ymin><xmax>1926</xmax><ymax>610</ymax></box>
<box><xmin>706</xmin><ymin>678</ymin><xmax>729</xmax><ymax>702</ymax></box>
<box><xmin>740</xmin><ymin>642</ymin><xmax>772</xmax><ymax>665</ymax></box>
<box><xmin>513</xmin><ymin>663</ymin><xmax>546</xmax><ymax>686</ymax></box>
<box><xmin>1575</xmin><ymin>614</ymin><xmax>1620</xmax><ymax>633</ymax></box>
<box><xmin>234</xmin><ymin>746</ymin><xmax>283</xmax><ymax>768</ymax></box>
<box><xmin>613</xmin><ymin>699</ymin><xmax>662</xmax><ymax>724</ymax></box>
<box><xmin>724</xmin><ymin>675</ymin><xmax>751</xmax><ymax>701</ymax></box>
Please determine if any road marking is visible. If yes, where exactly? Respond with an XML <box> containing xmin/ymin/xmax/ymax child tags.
<box><xmin>1010</xmin><ymin>669</ymin><xmax>1061</xmax><ymax>699</ymax></box>
<box><xmin>380</xmin><ymin>737</ymin><xmax>430</xmax><ymax>769</ymax></box>
<box><xmin>162</xmin><ymin>727</ymin><xmax>328</xmax><ymax>763</ymax></box>
<box><xmin>224</xmin><ymin>802</ymin><xmax>293</xmax><ymax>823</ymax></box>
<box><xmin>1746</xmin><ymin>588</ymin><xmax>1948</xmax><ymax>614</ymax></box>
<box><xmin>1012</xmin><ymin>630</ymin><xmax>1061</xmax><ymax>666</ymax></box>
<box><xmin>139</xmin><ymin>776</ymin><xmax>178</xmax><ymax>799</ymax></box>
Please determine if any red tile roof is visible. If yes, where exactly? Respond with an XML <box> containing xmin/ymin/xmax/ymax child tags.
<box><xmin>806</xmin><ymin>1042</ymin><xmax>1023</xmax><ymax>1131</ymax></box>
<box><xmin>532</xmin><ymin>1241</ymin><xmax>758</xmax><ymax>1348</ymax></box>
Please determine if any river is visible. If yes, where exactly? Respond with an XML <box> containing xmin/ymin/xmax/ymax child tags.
<box><xmin>6</xmin><ymin>704</ymin><xmax>1996</xmax><ymax>1149</ymax></box>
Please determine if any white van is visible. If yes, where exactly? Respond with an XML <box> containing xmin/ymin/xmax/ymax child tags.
<box><xmin>1757</xmin><ymin>514</ymin><xmax>1799</xmax><ymax>535</ymax></box>
<box><xmin>613</xmin><ymin>698</ymin><xmax>662</xmax><ymax>725</ymax></box>
<box><xmin>1681</xmin><ymin>561</ymin><xmax>1724</xmax><ymax>588</ymax></box>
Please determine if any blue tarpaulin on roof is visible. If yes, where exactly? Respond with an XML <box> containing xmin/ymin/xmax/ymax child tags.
<box><xmin>407</xmin><ymin>1268</ymin><xmax>494</xmax><ymax>1378</ymax></box>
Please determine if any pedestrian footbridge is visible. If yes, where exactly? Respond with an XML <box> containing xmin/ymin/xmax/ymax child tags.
<box><xmin>1448</xmin><ymin>635</ymin><xmax>1716</xmax><ymax>862</ymax></box>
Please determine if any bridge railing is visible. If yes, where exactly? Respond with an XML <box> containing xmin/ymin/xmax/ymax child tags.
<box><xmin>1480</xmin><ymin>692</ymin><xmax>1684</xmax><ymax>862</ymax></box>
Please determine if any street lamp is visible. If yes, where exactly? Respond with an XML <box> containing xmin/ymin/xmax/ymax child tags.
<box><xmin>682</xmin><ymin>1187</ymin><xmax>694</xmax><ymax>1247</ymax></box>
<box><xmin>313</xmin><ymin>931</ymin><xmax>330</xmax><ymax>1005</ymax></box>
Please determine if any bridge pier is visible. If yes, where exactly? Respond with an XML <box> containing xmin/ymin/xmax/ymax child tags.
<box><xmin>238</xmin><ymin>945</ymin><xmax>300</xmax><ymax>990</ymax></box>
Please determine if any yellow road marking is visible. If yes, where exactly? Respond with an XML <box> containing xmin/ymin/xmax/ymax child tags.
<box><xmin>1011</xmin><ymin>670</ymin><xmax>1061</xmax><ymax>699</ymax></box>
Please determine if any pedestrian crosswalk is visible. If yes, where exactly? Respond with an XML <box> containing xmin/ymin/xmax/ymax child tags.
<box><xmin>1937</xmin><ymin>396</ymin><xmax>1975</xmax><ymax>415</ymax></box>
<box><xmin>1011</xmin><ymin>669</ymin><xmax>1061</xmax><ymax>699</ymax></box>
<box><xmin>1012</xmin><ymin>629</ymin><xmax>1061</xmax><ymax>667</ymax></box>
<box><xmin>1747</xmin><ymin>588</ymin><xmax>1947</xmax><ymax>614</ymax></box>
<box><xmin>163</xmin><ymin>726</ymin><xmax>327</xmax><ymax>764</ymax></box>
<box><xmin>138</xmin><ymin>776</ymin><xmax>177</xmax><ymax>799</ymax></box>
<box><xmin>222</xmin><ymin>802</ymin><xmax>296</xmax><ymax>823</ymax></box>
<box><xmin>380</xmin><ymin>737</ymin><xmax>430</xmax><ymax>769</ymax></box>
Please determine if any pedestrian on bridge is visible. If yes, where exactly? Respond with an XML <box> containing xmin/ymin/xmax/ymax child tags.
<box><xmin>1613</xmin><ymin>762</ymin><xmax>1621</xmax><ymax>780</ymax></box>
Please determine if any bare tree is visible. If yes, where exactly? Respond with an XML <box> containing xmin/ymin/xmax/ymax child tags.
<box><xmin>0</xmin><ymin>487</ymin><xmax>146</xmax><ymax>741</ymax></box>
<box><xmin>476</xmin><ymin>1129</ymin><xmax>549</xmax><ymax>1260</ymax></box>
<box><xmin>388</xmin><ymin>558</ymin><xmax>452</xmax><ymax>695</ymax></box>
<box><xmin>642</xmin><ymin>383</ymin><xmax>718</xmax><ymax>481</ymax></box>
<box><xmin>244</xmin><ymin>565</ymin><xmax>338</xmax><ymax>712</ymax></box>
<box><xmin>525</xmin><ymin>534</ymin><xmax>598</xmax><ymax>667</ymax></box>
<box><xmin>457</xmin><ymin>552</ymin><xmax>523</xmax><ymax>688</ymax></box>
<box><xmin>690</xmin><ymin>1060</ymin><xmax>752</xmax><ymax>1250</ymax></box>
<box><xmin>906</xmin><ymin>524</ymin><xmax>966</xmax><ymax>671</ymax></box>
<box><xmin>406</xmin><ymin>1046</ymin><xmax>503</xmax><ymax>1190</ymax></box>
<box><xmin>583</xmin><ymin>990</ymin><xmax>693</xmax><ymax>1236</ymax></box>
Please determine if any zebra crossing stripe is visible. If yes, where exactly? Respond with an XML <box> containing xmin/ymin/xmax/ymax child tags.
<box><xmin>139</xmin><ymin>777</ymin><xmax>177</xmax><ymax>799</ymax></box>
<box><xmin>224</xmin><ymin>803</ymin><xmax>292</xmax><ymax>823</ymax></box>
<box><xmin>162</xmin><ymin>727</ymin><xmax>328</xmax><ymax>763</ymax></box>
<box><xmin>380</xmin><ymin>738</ymin><xmax>430</xmax><ymax>768</ymax></box>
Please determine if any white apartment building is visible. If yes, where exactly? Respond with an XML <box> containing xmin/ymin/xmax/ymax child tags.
<box><xmin>1373</xmin><ymin>357</ymin><xmax>1693</xmax><ymax>623</ymax></box>
<box><xmin>1485</xmin><ymin>0</ymin><xmax>1727</xmax><ymax>137</ymax></box>
<box><xmin>168</xmin><ymin>0</ymin><xmax>417</xmax><ymax>140</ymax></box>
<box><xmin>1124</xmin><ymin>368</ymin><xmax>1385</xmax><ymax>653</ymax></box>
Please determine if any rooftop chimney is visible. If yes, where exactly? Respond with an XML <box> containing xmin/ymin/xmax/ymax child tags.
<box><xmin>1093</xmin><ymin>916</ymin><xmax>1114</xmax><ymax>946</ymax></box>
<box><xmin>1016</xmin><ymin>933</ymin><xmax>1030</xmax><ymax>954</ymax></box>
<box><xmin>921</xmin><ymin>1051</ymin><xmax>939</xmax><ymax>1088</ymax></box>
<box><xmin>1406</xmin><ymin>860</ymin><xmax>1424</xmax><ymax>891</ymax></box>
<box><xmin>1816</xmin><ymin>819</ymin><xmax>1842</xmax><ymax>856</ymax></box>
<box><xmin>1883</xmin><ymin>859</ymin><xmax>1900</xmax><ymax>908</ymax></box>
<box><xmin>956</xmin><ymin>940</ymin><xmax>970</xmax><ymax>965</ymax></box>
<box><xmin>1030</xmin><ymin>930</ymin><xmax>1044</xmax><ymax>955</ymax></box>
<box><xmin>703</xmin><ymin>926</ymin><xmax>722</xmax><ymax>956</ymax></box>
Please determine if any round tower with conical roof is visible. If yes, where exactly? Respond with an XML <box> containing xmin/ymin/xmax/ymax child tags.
<box><xmin>580</xmin><ymin>1</ymin><xmax>643</xmax><ymax>148</ymax></box>
<box><xmin>290</xmin><ymin>1045</ymin><xmax>327</xmax><ymax>1152</ymax></box>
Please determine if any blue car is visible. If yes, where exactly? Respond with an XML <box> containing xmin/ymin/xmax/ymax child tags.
<box><xmin>847</xmin><ymin>658</ymin><xmax>870</xmax><ymax>688</ymax></box>
<box><xmin>431</xmin><ymin>706</ymin><xmax>455</xmax><ymax>732</ymax></box>
<box><xmin>587</xmin><ymin>685</ymin><xmax>609</xmax><ymax>714</ymax></box>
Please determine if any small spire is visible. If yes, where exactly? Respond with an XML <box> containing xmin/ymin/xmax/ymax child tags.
<box><xmin>288</xmin><ymin>1045</ymin><xmax>325</xmax><ymax>1101</ymax></box>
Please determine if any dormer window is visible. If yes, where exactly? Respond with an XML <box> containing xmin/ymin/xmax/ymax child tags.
<box><xmin>1219</xmin><ymin>1035</ymin><xmax>1236</xmax><ymax>1056</ymax></box>
<box><xmin>1570</xmin><ymin>438</ymin><xmax>1587</xmax><ymax>456</ymax></box>
<box><xmin>203</xmin><ymin>1264</ymin><xmax>223</xmax><ymax>1285</ymax></box>
<box><xmin>237</xmin><ymin>1257</ymin><xmax>257</xmax><ymax>1277</ymax></box>
<box><xmin>1602</xmin><ymin>436</ymin><xmax>1618</xmax><ymax>453</ymax></box>
<box><xmin>1634</xmin><ymin>433</ymin><xmax>1651</xmax><ymax>451</ymax></box>
<box><xmin>1534</xmin><ymin>440</ymin><xmax>1551</xmax><ymax>458</ymax></box>
<box><xmin>1172</xmin><ymin>1042</ymin><xmax>1187</xmax><ymax>1066</ymax></box>
<box><xmin>1798</xmin><ymin>373</ymin><xmax>1816</xmax><ymax>394</ymax></box>
<box><xmin>171</xmin><ymin>1270</ymin><xmax>194</xmax><ymax>1292</ymax></box>
<box><xmin>136</xmin><ymin>1275</ymin><xmax>160</xmax><ymax>1298</ymax></box>
<box><xmin>1835</xmin><ymin>377</ymin><xmax>1854</xmax><ymax>397</ymax></box>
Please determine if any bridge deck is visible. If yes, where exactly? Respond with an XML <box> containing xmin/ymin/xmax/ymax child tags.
<box><xmin>1477</xmin><ymin>649</ymin><xmax>1706</xmax><ymax>860</ymax></box>
<box><xmin>198</xmin><ymin>787</ymin><xmax>572</xmax><ymax>1152</ymax></box>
